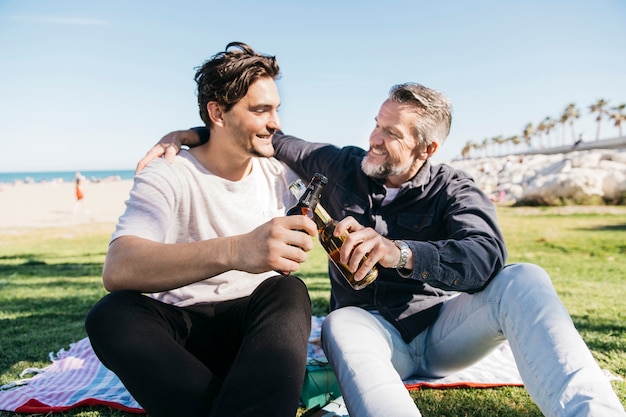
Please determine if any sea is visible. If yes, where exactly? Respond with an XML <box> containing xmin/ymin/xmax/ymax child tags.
<box><xmin>0</xmin><ymin>170</ymin><xmax>135</xmax><ymax>184</ymax></box>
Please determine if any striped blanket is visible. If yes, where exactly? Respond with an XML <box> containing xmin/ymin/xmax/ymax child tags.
<box><xmin>0</xmin><ymin>317</ymin><xmax>523</xmax><ymax>413</ymax></box>
<box><xmin>0</xmin><ymin>337</ymin><xmax>143</xmax><ymax>413</ymax></box>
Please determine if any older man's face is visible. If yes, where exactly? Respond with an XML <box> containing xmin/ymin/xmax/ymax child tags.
<box><xmin>361</xmin><ymin>99</ymin><xmax>427</xmax><ymax>187</ymax></box>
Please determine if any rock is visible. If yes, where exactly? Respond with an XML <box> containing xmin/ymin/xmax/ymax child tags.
<box><xmin>445</xmin><ymin>148</ymin><xmax>626</xmax><ymax>205</ymax></box>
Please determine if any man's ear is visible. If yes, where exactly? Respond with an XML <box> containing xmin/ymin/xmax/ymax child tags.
<box><xmin>426</xmin><ymin>142</ymin><xmax>439</xmax><ymax>157</ymax></box>
<box><xmin>417</xmin><ymin>142</ymin><xmax>439</xmax><ymax>160</ymax></box>
<box><xmin>207</xmin><ymin>102</ymin><xmax>224</xmax><ymax>126</ymax></box>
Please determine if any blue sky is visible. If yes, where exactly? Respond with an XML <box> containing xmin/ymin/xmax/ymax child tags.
<box><xmin>1</xmin><ymin>0</ymin><xmax>625</xmax><ymax>172</ymax></box>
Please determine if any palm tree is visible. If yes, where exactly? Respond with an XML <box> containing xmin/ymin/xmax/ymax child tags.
<box><xmin>502</xmin><ymin>135</ymin><xmax>514</xmax><ymax>155</ymax></box>
<box><xmin>481</xmin><ymin>138</ymin><xmax>490</xmax><ymax>157</ymax></box>
<box><xmin>544</xmin><ymin>116</ymin><xmax>556</xmax><ymax>148</ymax></box>
<box><xmin>608</xmin><ymin>104</ymin><xmax>626</xmax><ymax>137</ymax></box>
<box><xmin>536</xmin><ymin>119</ymin><xmax>547</xmax><ymax>149</ymax></box>
<box><xmin>509</xmin><ymin>135</ymin><xmax>521</xmax><ymax>153</ymax></box>
<box><xmin>470</xmin><ymin>141</ymin><xmax>482</xmax><ymax>158</ymax></box>
<box><xmin>522</xmin><ymin>122</ymin><xmax>535</xmax><ymax>151</ymax></box>
<box><xmin>589</xmin><ymin>98</ymin><xmax>609</xmax><ymax>140</ymax></box>
<box><xmin>461</xmin><ymin>141</ymin><xmax>474</xmax><ymax>159</ymax></box>
<box><xmin>491</xmin><ymin>135</ymin><xmax>505</xmax><ymax>156</ymax></box>
<box><xmin>560</xmin><ymin>103</ymin><xmax>580</xmax><ymax>144</ymax></box>
<box><xmin>459</xmin><ymin>99</ymin><xmax>622</xmax><ymax>154</ymax></box>
<box><xmin>559</xmin><ymin>111</ymin><xmax>568</xmax><ymax>146</ymax></box>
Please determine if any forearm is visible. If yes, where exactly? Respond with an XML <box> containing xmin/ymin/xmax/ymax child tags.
<box><xmin>404</xmin><ymin>234</ymin><xmax>506</xmax><ymax>292</ymax></box>
<box><xmin>102</xmin><ymin>236</ymin><xmax>232</xmax><ymax>293</ymax></box>
<box><xmin>406</xmin><ymin>172</ymin><xmax>508</xmax><ymax>292</ymax></box>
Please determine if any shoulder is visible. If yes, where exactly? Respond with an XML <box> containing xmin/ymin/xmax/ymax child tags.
<box><xmin>141</xmin><ymin>150</ymin><xmax>201</xmax><ymax>177</ymax></box>
<box><xmin>428</xmin><ymin>162</ymin><xmax>490</xmax><ymax>203</ymax></box>
<box><xmin>256</xmin><ymin>157</ymin><xmax>288</xmax><ymax>175</ymax></box>
<box><xmin>254</xmin><ymin>158</ymin><xmax>296</xmax><ymax>190</ymax></box>
<box><xmin>132</xmin><ymin>152</ymin><xmax>201</xmax><ymax>198</ymax></box>
<box><xmin>430</xmin><ymin>162</ymin><xmax>475</xmax><ymax>183</ymax></box>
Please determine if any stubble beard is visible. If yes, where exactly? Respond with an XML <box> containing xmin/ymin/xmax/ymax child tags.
<box><xmin>361</xmin><ymin>153</ymin><xmax>413</xmax><ymax>179</ymax></box>
<box><xmin>249</xmin><ymin>144</ymin><xmax>274</xmax><ymax>158</ymax></box>
<box><xmin>234</xmin><ymin>131</ymin><xmax>275</xmax><ymax>158</ymax></box>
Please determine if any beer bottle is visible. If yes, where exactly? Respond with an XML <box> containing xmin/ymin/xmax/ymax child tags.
<box><xmin>286</xmin><ymin>173</ymin><xmax>327</xmax><ymax>218</ymax></box>
<box><xmin>289</xmin><ymin>177</ymin><xmax>378</xmax><ymax>290</ymax></box>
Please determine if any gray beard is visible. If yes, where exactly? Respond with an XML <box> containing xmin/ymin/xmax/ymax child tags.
<box><xmin>361</xmin><ymin>155</ymin><xmax>411</xmax><ymax>179</ymax></box>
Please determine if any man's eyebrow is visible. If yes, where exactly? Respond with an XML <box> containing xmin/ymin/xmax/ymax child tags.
<box><xmin>249</xmin><ymin>103</ymin><xmax>280</xmax><ymax>110</ymax></box>
<box><xmin>381</xmin><ymin>123</ymin><xmax>402</xmax><ymax>138</ymax></box>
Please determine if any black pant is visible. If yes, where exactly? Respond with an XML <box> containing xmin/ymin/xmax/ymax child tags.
<box><xmin>85</xmin><ymin>275</ymin><xmax>311</xmax><ymax>417</ymax></box>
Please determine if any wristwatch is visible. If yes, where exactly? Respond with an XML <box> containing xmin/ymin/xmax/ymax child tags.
<box><xmin>393</xmin><ymin>240</ymin><xmax>410</xmax><ymax>269</ymax></box>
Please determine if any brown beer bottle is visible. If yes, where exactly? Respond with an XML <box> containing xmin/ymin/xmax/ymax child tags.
<box><xmin>286</xmin><ymin>173</ymin><xmax>327</xmax><ymax>218</ymax></box>
<box><xmin>289</xmin><ymin>177</ymin><xmax>378</xmax><ymax>290</ymax></box>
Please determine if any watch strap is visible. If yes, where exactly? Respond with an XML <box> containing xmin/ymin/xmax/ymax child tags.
<box><xmin>393</xmin><ymin>240</ymin><xmax>410</xmax><ymax>269</ymax></box>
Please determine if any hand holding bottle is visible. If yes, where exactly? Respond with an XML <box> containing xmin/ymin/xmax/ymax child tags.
<box><xmin>289</xmin><ymin>176</ymin><xmax>378</xmax><ymax>290</ymax></box>
<box><xmin>233</xmin><ymin>215</ymin><xmax>317</xmax><ymax>275</ymax></box>
<box><xmin>333</xmin><ymin>216</ymin><xmax>413</xmax><ymax>279</ymax></box>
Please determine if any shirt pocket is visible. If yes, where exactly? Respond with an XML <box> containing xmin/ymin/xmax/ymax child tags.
<box><xmin>397</xmin><ymin>213</ymin><xmax>434</xmax><ymax>234</ymax></box>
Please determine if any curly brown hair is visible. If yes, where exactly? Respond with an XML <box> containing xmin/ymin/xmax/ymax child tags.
<box><xmin>195</xmin><ymin>42</ymin><xmax>280</xmax><ymax>127</ymax></box>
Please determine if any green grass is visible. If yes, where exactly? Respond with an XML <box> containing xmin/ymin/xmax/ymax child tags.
<box><xmin>1</xmin><ymin>207</ymin><xmax>625</xmax><ymax>416</ymax></box>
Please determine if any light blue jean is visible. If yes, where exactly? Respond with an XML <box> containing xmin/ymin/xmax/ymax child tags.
<box><xmin>322</xmin><ymin>263</ymin><xmax>625</xmax><ymax>417</ymax></box>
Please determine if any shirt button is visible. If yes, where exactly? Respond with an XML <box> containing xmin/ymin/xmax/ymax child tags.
<box><xmin>453</xmin><ymin>279</ymin><xmax>459</xmax><ymax>286</ymax></box>
<box><xmin>421</xmin><ymin>271</ymin><xmax>429</xmax><ymax>279</ymax></box>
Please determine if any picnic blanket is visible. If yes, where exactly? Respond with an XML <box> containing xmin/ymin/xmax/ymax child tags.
<box><xmin>0</xmin><ymin>316</ymin><xmax>523</xmax><ymax>413</ymax></box>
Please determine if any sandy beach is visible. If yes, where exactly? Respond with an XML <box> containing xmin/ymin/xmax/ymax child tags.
<box><xmin>3</xmin><ymin>174</ymin><xmax>624</xmax><ymax>233</ymax></box>
<box><xmin>0</xmin><ymin>179</ymin><xmax>133</xmax><ymax>231</ymax></box>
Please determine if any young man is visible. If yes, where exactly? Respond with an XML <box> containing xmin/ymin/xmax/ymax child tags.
<box><xmin>143</xmin><ymin>83</ymin><xmax>625</xmax><ymax>416</ymax></box>
<box><xmin>85</xmin><ymin>42</ymin><xmax>317</xmax><ymax>417</ymax></box>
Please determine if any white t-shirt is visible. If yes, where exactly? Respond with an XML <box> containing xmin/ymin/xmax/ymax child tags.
<box><xmin>112</xmin><ymin>150</ymin><xmax>299</xmax><ymax>306</ymax></box>
<box><xmin>382</xmin><ymin>186</ymin><xmax>400</xmax><ymax>206</ymax></box>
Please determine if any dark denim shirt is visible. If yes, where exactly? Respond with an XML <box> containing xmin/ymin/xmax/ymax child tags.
<box><xmin>273</xmin><ymin>132</ymin><xmax>508</xmax><ymax>342</ymax></box>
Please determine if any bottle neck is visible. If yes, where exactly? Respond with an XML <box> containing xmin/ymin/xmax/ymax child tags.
<box><xmin>289</xmin><ymin>176</ymin><xmax>333</xmax><ymax>225</ymax></box>
<box><xmin>313</xmin><ymin>203</ymin><xmax>333</xmax><ymax>226</ymax></box>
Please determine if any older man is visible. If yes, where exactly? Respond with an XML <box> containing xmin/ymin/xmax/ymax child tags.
<box><xmin>143</xmin><ymin>82</ymin><xmax>625</xmax><ymax>417</ymax></box>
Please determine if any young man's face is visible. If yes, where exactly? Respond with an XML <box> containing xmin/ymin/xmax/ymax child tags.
<box><xmin>222</xmin><ymin>77</ymin><xmax>281</xmax><ymax>158</ymax></box>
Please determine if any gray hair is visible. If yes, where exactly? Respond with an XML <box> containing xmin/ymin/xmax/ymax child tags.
<box><xmin>388</xmin><ymin>83</ymin><xmax>452</xmax><ymax>148</ymax></box>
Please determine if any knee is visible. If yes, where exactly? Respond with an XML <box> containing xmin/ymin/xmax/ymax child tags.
<box><xmin>85</xmin><ymin>291</ymin><xmax>140</xmax><ymax>342</ymax></box>
<box><xmin>322</xmin><ymin>306</ymin><xmax>364</xmax><ymax>335</ymax></box>
<box><xmin>275</xmin><ymin>275</ymin><xmax>310</xmax><ymax>305</ymax></box>
<box><xmin>282</xmin><ymin>275</ymin><xmax>310</xmax><ymax>299</ymax></box>
<box><xmin>498</xmin><ymin>263</ymin><xmax>551</xmax><ymax>286</ymax></box>
<box><xmin>321</xmin><ymin>308</ymin><xmax>356</xmax><ymax>360</ymax></box>
<box><xmin>259</xmin><ymin>275</ymin><xmax>311</xmax><ymax>319</ymax></box>
<box><xmin>322</xmin><ymin>308</ymin><xmax>395</xmax><ymax>364</ymax></box>
<box><xmin>321</xmin><ymin>307</ymin><xmax>383</xmax><ymax>349</ymax></box>
<box><xmin>489</xmin><ymin>263</ymin><xmax>557</xmax><ymax>304</ymax></box>
<box><xmin>85</xmin><ymin>293</ymin><xmax>111</xmax><ymax>337</ymax></box>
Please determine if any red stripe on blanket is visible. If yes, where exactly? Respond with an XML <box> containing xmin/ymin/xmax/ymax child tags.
<box><xmin>405</xmin><ymin>381</ymin><xmax>524</xmax><ymax>391</ymax></box>
<box><xmin>15</xmin><ymin>398</ymin><xmax>145</xmax><ymax>414</ymax></box>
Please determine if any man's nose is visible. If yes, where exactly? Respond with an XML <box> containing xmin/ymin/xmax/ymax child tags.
<box><xmin>369</xmin><ymin>129</ymin><xmax>383</xmax><ymax>146</ymax></box>
<box><xmin>268</xmin><ymin>111</ymin><xmax>281</xmax><ymax>134</ymax></box>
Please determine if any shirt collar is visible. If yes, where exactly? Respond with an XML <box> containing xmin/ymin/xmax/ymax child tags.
<box><xmin>372</xmin><ymin>159</ymin><xmax>432</xmax><ymax>189</ymax></box>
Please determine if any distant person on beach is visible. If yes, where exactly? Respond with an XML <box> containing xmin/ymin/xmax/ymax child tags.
<box><xmin>142</xmin><ymin>81</ymin><xmax>626</xmax><ymax>416</ymax></box>
<box><xmin>73</xmin><ymin>174</ymin><xmax>88</xmax><ymax>214</ymax></box>
<box><xmin>85</xmin><ymin>42</ymin><xmax>315</xmax><ymax>417</ymax></box>
<box><xmin>75</xmin><ymin>177</ymin><xmax>83</xmax><ymax>201</ymax></box>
